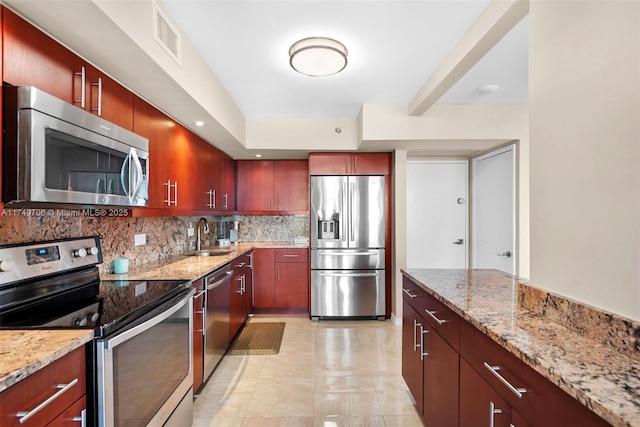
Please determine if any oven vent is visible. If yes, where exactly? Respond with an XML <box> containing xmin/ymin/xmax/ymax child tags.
<box><xmin>154</xmin><ymin>2</ymin><xmax>182</xmax><ymax>66</ymax></box>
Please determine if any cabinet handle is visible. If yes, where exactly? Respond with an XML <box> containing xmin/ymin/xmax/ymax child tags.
<box><xmin>277</xmin><ymin>264</ymin><xmax>280</xmax><ymax>281</ymax></box>
<box><xmin>74</xmin><ymin>66</ymin><xmax>86</xmax><ymax>108</ymax></box>
<box><xmin>424</xmin><ymin>309</ymin><xmax>446</xmax><ymax>325</ymax></box>
<box><xmin>223</xmin><ymin>193</ymin><xmax>228</xmax><ymax>210</ymax></box>
<box><xmin>483</xmin><ymin>362</ymin><xmax>527</xmax><ymax>398</ymax></box>
<box><xmin>91</xmin><ymin>77</ymin><xmax>103</xmax><ymax>116</ymax></box>
<box><xmin>164</xmin><ymin>180</ymin><xmax>178</xmax><ymax>206</ymax></box>
<box><xmin>207</xmin><ymin>189</ymin><xmax>215</xmax><ymax>208</ymax></box>
<box><xmin>282</xmin><ymin>254</ymin><xmax>299</xmax><ymax>258</ymax></box>
<box><xmin>16</xmin><ymin>378</ymin><xmax>79</xmax><ymax>424</ymax></box>
<box><xmin>489</xmin><ymin>402</ymin><xmax>503</xmax><ymax>427</ymax></box>
<box><xmin>72</xmin><ymin>408</ymin><xmax>87</xmax><ymax>426</ymax></box>
<box><xmin>413</xmin><ymin>319</ymin><xmax>419</xmax><ymax>351</ymax></box>
<box><xmin>420</xmin><ymin>325</ymin><xmax>429</xmax><ymax>361</ymax></box>
<box><xmin>402</xmin><ymin>288</ymin><xmax>417</xmax><ymax>299</ymax></box>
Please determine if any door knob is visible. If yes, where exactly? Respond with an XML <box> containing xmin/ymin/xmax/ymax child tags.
<box><xmin>453</xmin><ymin>239</ymin><xmax>464</xmax><ymax>245</ymax></box>
<box><xmin>497</xmin><ymin>251</ymin><xmax>512</xmax><ymax>258</ymax></box>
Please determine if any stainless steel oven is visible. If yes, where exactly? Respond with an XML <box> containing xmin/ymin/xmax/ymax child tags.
<box><xmin>0</xmin><ymin>237</ymin><xmax>193</xmax><ymax>427</ymax></box>
<box><xmin>2</xmin><ymin>85</ymin><xmax>149</xmax><ymax>207</ymax></box>
<box><xmin>96</xmin><ymin>288</ymin><xmax>193</xmax><ymax>427</ymax></box>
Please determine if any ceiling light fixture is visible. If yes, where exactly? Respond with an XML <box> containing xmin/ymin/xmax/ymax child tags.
<box><xmin>289</xmin><ymin>37</ymin><xmax>348</xmax><ymax>77</ymax></box>
<box><xmin>194</xmin><ymin>120</ymin><xmax>205</xmax><ymax>127</ymax></box>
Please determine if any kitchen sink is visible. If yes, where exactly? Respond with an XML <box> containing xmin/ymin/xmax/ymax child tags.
<box><xmin>191</xmin><ymin>249</ymin><xmax>233</xmax><ymax>257</ymax></box>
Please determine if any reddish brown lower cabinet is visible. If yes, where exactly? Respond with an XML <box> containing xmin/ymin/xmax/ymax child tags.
<box><xmin>460</xmin><ymin>358</ymin><xmax>512</xmax><ymax>427</ymax></box>
<box><xmin>402</xmin><ymin>280</ymin><xmax>459</xmax><ymax>426</ymax></box>
<box><xmin>230</xmin><ymin>252</ymin><xmax>253</xmax><ymax>340</ymax></box>
<box><xmin>48</xmin><ymin>396</ymin><xmax>86</xmax><ymax>426</ymax></box>
<box><xmin>192</xmin><ymin>278</ymin><xmax>205</xmax><ymax>392</ymax></box>
<box><xmin>0</xmin><ymin>346</ymin><xmax>86</xmax><ymax>427</ymax></box>
<box><xmin>253</xmin><ymin>248</ymin><xmax>276</xmax><ymax>308</ymax></box>
<box><xmin>402</xmin><ymin>274</ymin><xmax>611</xmax><ymax>427</ymax></box>
<box><xmin>402</xmin><ymin>301</ymin><xmax>424</xmax><ymax>415</ymax></box>
<box><xmin>253</xmin><ymin>248</ymin><xmax>309</xmax><ymax>312</ymax></box>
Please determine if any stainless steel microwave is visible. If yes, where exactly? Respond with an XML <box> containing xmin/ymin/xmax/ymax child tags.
<box><xmin>2</xmin><ymin>86</ymin><xmax>149</xmax><ymax>207</ymax></box>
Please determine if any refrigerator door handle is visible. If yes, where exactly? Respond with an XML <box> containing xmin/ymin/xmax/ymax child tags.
<box><xmin>319</xmin><ymin>250</ymin><xmax>380</xmax><ymax>256</ymax></box>
<box><xmin>350</xmin><ymin>181</ymin><xmax>355</xmax><ymax>243</ymax></box>
<box><xmin>319</xmin><ymin>272</ymin><xmax>380</xmax><ymax>278</ymax></box>
<box><xmin>342</xmin><ymin>181</ymin><xmax>348</xmax><ymax>243</ymax></box>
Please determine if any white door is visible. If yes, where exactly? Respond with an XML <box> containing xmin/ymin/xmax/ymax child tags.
<box><xmin>472</xmin><ymin>145</ymin><xmax>516</xmax><ymax>274</ymax></box>
<box><xmin>407</xmin><ymin>161</ymin><xmax>468</xmax><ymax>268</ymax></box>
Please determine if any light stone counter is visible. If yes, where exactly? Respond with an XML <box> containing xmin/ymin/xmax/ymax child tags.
<box><xmin>101</xmin><ymin>241</ymin><xmax>308</xmax><ymax>281</ymax></box>
<box><xmin>0</xmin><ymin>329</ymin><xmax>94</xmax><ymax>392</ymax></box>
<box><xmin>402</xmin><ymin>268</ymin><xmax>640</xmax><ymax>427</ymax></box>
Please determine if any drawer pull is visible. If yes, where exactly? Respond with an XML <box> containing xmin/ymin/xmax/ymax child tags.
<box><xmin>420</xmin><ymin>326</ymin><xmax>429</xmax><ymax>361</ymax></box>
<box><xmin>402</xmin><ymin>288</ymin><xmax>417</xmax><ymax>298</ymax></box>
<box><xmin>283</xmin><ymin>254</ymin><xmax>299</xmax><ymax>258</ymax></box>
<box><xmin>72</xmin><ymin>409</ymin><xmax>87</xmax><ymax>426</ymax></box>
<box><xmin>425</xmin><ymin>309</ymin><xmax>446</xmax><ymax>325</ymax></box>
<box><xmin>489</xmin><ymin>401</ymin><xmax>503</xmax><ymax>427</ymax></box>
<box><xmin>16</xmin><ymin>378</ymin><xmax>79</xmax><ymax>424</ymax></box>
<box><xmin>483</xmin><ymin>362</ymin><xmax>527</xmax><ymax>398</ymax></box>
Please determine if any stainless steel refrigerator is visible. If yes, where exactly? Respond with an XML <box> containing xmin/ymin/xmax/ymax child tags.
<box><xmin>310</xmin><ymin>175</ymin><xmax>386</xmax><ymax>320</ymax></box>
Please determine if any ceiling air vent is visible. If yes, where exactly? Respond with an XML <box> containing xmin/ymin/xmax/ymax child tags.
<box><xmin>154</xmin><ymin>2</ymin><xmax>182</xmax><ymax>65</ymax></box>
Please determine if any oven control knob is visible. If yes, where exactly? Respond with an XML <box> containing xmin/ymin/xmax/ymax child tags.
<box><xmin>72</xmin><ymin>248</ymin><xmax>88</xmax><ymax>258</ymax></box>
<box><xmin>73</xmin><ymin>317</ymin><xmax>88</xmax><ymax>327</ymax></box>
<box><xmin>0</xmin><ymin>260</ymin><xmax>13</xmax><ymax>272</ymax></box>
<box><xmin>89</xmin><ymin>312</ymin><xmax>99</xmax><ymax>322</ymax></box>
<box><xmin>86</xmin><ymin>246</ymin><xmax>99</xmax><ymax>256</ymax></box>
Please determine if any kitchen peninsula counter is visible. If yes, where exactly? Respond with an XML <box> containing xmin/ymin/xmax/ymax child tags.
<box><xmin>402</xmin><ymin>268</ymin><xmax>640</xmax><ymax>427</ymax></box>
<box><xmin>0</xmin><ymin>329</ymin><xmax>94</xmax><ymax>392</ymax></box>
<box><xmin>101</xmin><ymin>241</ymin><xmax>308</xmax><ymax>282</ymax></box>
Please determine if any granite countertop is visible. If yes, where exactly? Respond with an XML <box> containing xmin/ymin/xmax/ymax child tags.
<box><xmin>0</xmin><ymin>329</ymin><xmax>94</xmax><ymax>392</ymax></box>
<box><xmin>402</xmin><ymin>268</ymin><xmax>640</xmax><ymax>427</ymax></box>
<box><xmin>101</xmin><ymin>241</ymin><xmax>308</xmax><ymax>281</ymax></box>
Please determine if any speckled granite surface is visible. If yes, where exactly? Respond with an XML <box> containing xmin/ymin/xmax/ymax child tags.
<box><xmin>101</xmin><ymin>241</ymin><xmax>308</xmax><ymax>281</ymax></box>
<box><xmin>402</xmin><ymin>268</ymin><xmax>640</xmax><ymax>427</ymax></box>
<box><xmin>0</xmin><ymin>329</ymin><xmax>94</xmax><ymax>392</ymax></box>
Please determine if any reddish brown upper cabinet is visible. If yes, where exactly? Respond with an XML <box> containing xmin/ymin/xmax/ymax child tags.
<box><xmin>218</xmin><ymin>155</ymin><xmax>236</xmax><ymax>212</ymax></box>
<box><xmin>3</xmin><ymin>9</ymin><xmax>133</xmax><ymax>130</ymax></box>
<box><xmin>236</xmin><ymin>160</ymin><xmax>309</xmax><ymax>213</ymax></box>
<box><xmin>308</xmin><ymin>153</ymin><xmax>391</xmax><ymax>175</ymax></box>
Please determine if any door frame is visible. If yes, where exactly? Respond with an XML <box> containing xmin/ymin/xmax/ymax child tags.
<box><xmin>470</xmin><ymin>143</ymin><xmax>518</xmax><ymax>274</ymax></box>
<box><xmin>406</xmin><ymin>159</ymin><xmax>470</xmax><ymax>269</ymax></box>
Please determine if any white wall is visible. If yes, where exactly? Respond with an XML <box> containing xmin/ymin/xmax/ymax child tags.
<box><xmin>529</xmin><ymin>1</ymin><xmax>640</xmax><ymax>320</ymax></box>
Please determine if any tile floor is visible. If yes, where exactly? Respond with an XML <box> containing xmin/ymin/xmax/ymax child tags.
<box><xmin>191</xmin><ymin>315</ymin><xmax>424</xmax><ymax>427</ymax></box>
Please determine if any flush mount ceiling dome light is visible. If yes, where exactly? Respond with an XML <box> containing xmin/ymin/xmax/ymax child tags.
<box><xmin>289</xmin><ymin>37</ymin><xmax>348</xmax><ymax>77</ymax></box>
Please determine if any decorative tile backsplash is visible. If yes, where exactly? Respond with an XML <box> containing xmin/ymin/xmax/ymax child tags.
<box><xmin>0</xmin><ymin>210</ymin><xmax>309</xmax><ymax>275</ymax></box>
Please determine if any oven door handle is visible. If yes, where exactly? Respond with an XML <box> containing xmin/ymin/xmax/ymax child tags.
<box><xmin>102</xmin><ymin>288</ymin><xmax>194</xmax><ymax>349</ymax></box>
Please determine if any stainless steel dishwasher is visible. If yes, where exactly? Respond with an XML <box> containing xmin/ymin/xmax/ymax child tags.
<box><xmin>204</xmin><ymin>263</ymin><xmax>232</xmax><ymax>381</ymax></box>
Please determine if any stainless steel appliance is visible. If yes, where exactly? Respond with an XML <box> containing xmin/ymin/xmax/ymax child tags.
<box><xmin>310</xmin><ymin>175</ymin><xmax>386</xmax><ymax>320</ymax></box>
<box><xmin>2</xmin><ymin>86</ymin><xmax>149</xmax><ymax>207</ymax></box>
<box><xmin>0</xmin><ymin>236</ymin><xmax>193</xmax><ymax>427</ymax></box>
<box><xmin>217</xmin><ymin>220</ymin><xmax>239</xmax><ymax>246</ymax></box>
<box><xmin>203</xmin><ymin>264</ymin><xmax>232</xmax><ymax>381</ymax></box>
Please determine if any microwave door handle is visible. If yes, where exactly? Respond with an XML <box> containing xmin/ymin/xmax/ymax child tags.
<box><xmin>129</xmin><ymin>149</ymin><xmax>144</xmax><ymax>199</ymax></box>
<box><xmin>120</xmin><ymin>149</ymin><xmax>132</xmax><ymax>198</ymax></box>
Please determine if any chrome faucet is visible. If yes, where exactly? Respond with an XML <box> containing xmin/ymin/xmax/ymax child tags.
<box><xmin>196</xmin><ymin>217</ymin><xmax>210</xmax><ymax>252</ymax></box>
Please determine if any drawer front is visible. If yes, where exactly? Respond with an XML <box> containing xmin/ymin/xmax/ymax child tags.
<box><xmin>275</xmin><ymin>248</ymin><xmax>308</xmax><ymax>263</ymax></box>
<box><xmin>421</xmin><ymin>291</ymin><xmax>460</xmax><ymax>351</ymax></box>
<box><xmin>402</xmin><ymin>277</ymin><xmax>460</xmax><ymax>350</ymax></box>
<box><xmin>231</xmin><ymin>252</ymin><xmax>253</xmax><ymax>273</ymax></box>
<box><xmin>0</xmin><ymin>346</ymin><xmax>86</xmax><ymax>427</ymax></box>
<box><xmin>460</xmin><ymin>321</ymin><xmax>609</xmax><ymax>427</ymax></box>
